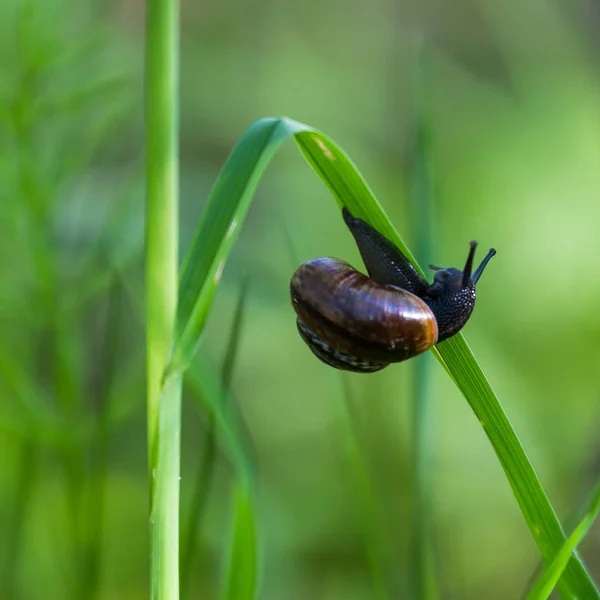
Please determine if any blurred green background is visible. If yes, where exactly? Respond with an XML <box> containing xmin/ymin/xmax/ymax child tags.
<box><xmin>2</xmin><ymin>0</ymin><xmax>600</xmax><ymax>598</ymax></box>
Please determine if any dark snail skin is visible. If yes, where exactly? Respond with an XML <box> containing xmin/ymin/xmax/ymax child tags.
<box><xmin>290</xmin><ymin>258</ymin><xmax>438</xmax><ymax>372</ymax></box>
<box><xmin>342</xmin><ymin>208</ymin><xmax>427</xmax><ymax>296</ymax></box>
<box><xmin>290</xmin><ymin>208</ymin><xmax>496</xmax><ymax>372</ymax></box>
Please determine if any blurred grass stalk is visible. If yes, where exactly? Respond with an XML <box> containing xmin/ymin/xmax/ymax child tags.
<box><xmin>145</xmin><ymin>0</ymin><xmax>181</xmax><ymax>597</ymax></box>
<box><xmin>82</xmin><ymin>275</ymin><xmax>122</xmax><ymax>599</ymax></box>
<box><xmin>181</xmin><ymin>279</ymin><xmax>251</xmax><ymax>597</ymax></box>
<box><xmin>341</xmin><ymin>377</ymin><xmax>392</xmax><ymax>600</ymax></box>
<box><xmin>410</xmin><ymin>39</ymin><xmax>439</xmax><ymax>600</ymax></box>
<box><xmin>525</xmin><ymin>479</ymin><xmax>600</xmax><ymax>600</ymax></box>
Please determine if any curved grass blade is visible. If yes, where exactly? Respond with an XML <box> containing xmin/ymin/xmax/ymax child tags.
<box><xmin>526</xmin><ymin>480</ymin><xmax>600</xmax><ymax>600</ymax></box>
<box><xmin>170</xmin><ymin>117</ymin><xmax>397</xmax><ymax>376</ymax></box>
<box><xmin>171</xmin><ymin>118</ymin><xmax>304</xmax><ymax>374</ymax></box>
<box><xmin>171</xmin><ymin>116</ymin><xmax>599</xmax><ymax>598</ymax></box>
<box><xmin>432</xmin><ymin>339</ymin><xmax>599</xmax><ymax>598</ymax></box>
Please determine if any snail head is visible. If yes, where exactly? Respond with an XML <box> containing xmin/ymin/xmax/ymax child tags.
<box><xmin>425</xmin><ymin>241</ymin><xmax>496</xmax><ymax>341</ymax></box>
<box><xmin>428</xmin><ymin>241</ymin><xmax>496</xmax><ymax>291</ymax></box>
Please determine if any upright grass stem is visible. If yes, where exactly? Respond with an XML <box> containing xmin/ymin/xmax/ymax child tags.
<box><xmin>409</xmin><ymin>40</ymin><xmax>439</xmax><ymax>600</ymax></box>
<box><xmin>83</xmin><ymin>276</ymin><xmax>122</xmax><ymax>599</ymax></box>
<box><xmin>145</xmin><ymin>0</ymin><xmax>180</xmax><ymax>597</ymax></box>
<box><xmin>340</xmin><ymin>378</ymin><xmax>391</xmax><ymax>600</ymax></box>
<box><xmin>181</xmin><ymin>279</ymin><xmax>250</xmax><ymax>597</ymax></box>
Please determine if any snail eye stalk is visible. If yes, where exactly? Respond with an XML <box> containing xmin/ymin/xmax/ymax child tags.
<box><xmin>461</xmin><ymin>240</ymin><xmax>477</xmax><ymax>287</ymax></box>
<box><xmin>471</xmin><ymin>247</ymin><xmax>497</xmax><ymax>285</ymax></box>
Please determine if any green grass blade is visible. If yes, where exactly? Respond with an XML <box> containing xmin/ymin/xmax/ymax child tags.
<box><xmin>432</xmin><ymin>340</ymin><xmax>598</xmax><ymax>598</ymax></box>
<box><xmin>171</xmin><ymin>116</ymin><xmax>598</xmax><ymax>598</ymax></box>
<box><xmin>182</xmin><ymin>278</ymin><xmax>251</xmax><ymax>597</ymax></box>
<box><xmin>221</xmin><ymin>277</ymin><xmax>251</xmax><ymax>384</ymax></box>
<box><xmin>340</xmin><ymin>376</ymin><xmax>392</xmax><ymax>600</ymax></box>
<box><xmin>83</xmin><ymin>275</ymin><xmax>122</xmax><ymax>599</ymax></box>
<box><xmin>170</xmin><ymin>115</ymin><xmax>393</xmax><ymax>374</ymax></box>
<box><xmin>150</xmin><ymin>374</ymin><xmax>183</xmax><ymax>599</ymax></box>
<box><xmin>220</xmin><ymin>484</ymin><xmax>257</xmax><ymax>600</ymax></box>
<box><xmin>409</xmin><ymin>39</ymin><xmax>440</xmax><ymax>600</ymax></box>
<box><xmin>185</xmin><ymin>359</ymin><xmax>256</xmax><ymax>489</ymax></box>
<box><xmin>145</xmin><ymin>0</ymin><xmax>179</xmax><ymax>475</ymax></box>
<box><xmin>145</xmin><ymin>0</ymin><xmax>180</xmax><ymax>597</ymax></box>
<box><xmin>526</xmin><ymin>481</ymin><xmax>600</xmax><ymax>600</ymax></box>
<box><xmin>171</xmin><ymin>118</ymin><xmax>305</xmax><ymax>374</ymax></box>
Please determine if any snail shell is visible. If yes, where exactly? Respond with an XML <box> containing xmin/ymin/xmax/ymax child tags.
<box><xmin>290</xmin><ymin>257</ymin><xmax>438</xmax><ymax>373</ymax></box>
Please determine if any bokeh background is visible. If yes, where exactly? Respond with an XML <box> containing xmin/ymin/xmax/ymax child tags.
<box><xmin>2</xmin><ymin>0</ymin><xmax>600</xmax><ymax>598</ymax></box>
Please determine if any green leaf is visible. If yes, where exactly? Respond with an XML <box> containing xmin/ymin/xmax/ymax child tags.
<box><xmin>220</xmin><ymin>484</ymin><xmax>258</xmax><ymax>600</ymax></box>
<box><xmin>340</xmin><ymin>376</ymin><xmax>392</xmax><ymax>600</ymax></box>
<box><xmin>145</xmin><ymin>0</ymin><xmax>180</xmax><ymax>596</ymax></box>
<box><xmin>171</xmin><ymin>116</ymin><xmax>599</xmax><ymax>598</ymax></box>
<box><xmin>409</xmin><ymin>38</ymin><xmax>440</xmax><ymax>600</ymax></box>
<box><xmin>170</xmin><ymin>117</ymin><xmax>398</xmax><ymax>376</ymax></box>
<box><xmin>185</xmin><ymin>357</ymin><xmax>256</xmax><ymax>490</ymax></box>
<box><xmin>526</xmin><ymin>481</ymin><xmax>600</xmax><ymax>600</ymax></box>
<box><xmin>181</xmin><ymin>278</ymin><xmax>252</xmax><ymax>597</ymax></box>
<box><xmin>172</xmin><ymin>118</ymin><xmax>299</xmax><ymax>374</ymax></box>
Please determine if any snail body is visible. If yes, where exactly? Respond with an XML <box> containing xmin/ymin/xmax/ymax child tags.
<box><xmin>290</xmin><ymin>209</ymin><xmax>496</xmax><ymax>373</ymax></box>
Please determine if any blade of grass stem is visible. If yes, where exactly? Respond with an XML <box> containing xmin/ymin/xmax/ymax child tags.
<box><xmin>217</xmin><ymin>281</ymin><xmax>257</xmax><ymax>600</ymax></box>
<box><xmin>221</xmin><ymin>279</ymin><xmax>250</xmax><ymax>384</ymax></box>
<box><xmin>182</xmin><ymin>279</ymin><xmax>251</xmax><ymax>597</ymax></box>
<box><xmin>145</xmin><ymin>0</ymin><xmax>180</xmax><ymax>596</ymax></box>
<box><xmin>185</xmin><ymin>358</ymin><xmax>256</xmax><ymax>489</ymax></box>
<box><xmin>82</xmin><ymin>275</ymin><xmax>122</xmax><ymax>599</ymax></box>
<box><xmin>151</xmin><ymin>374</ymin><xmax>184</xmax><ymax>598</ymax></box>
<box><xmin>220</xmin><ymin>484</ymin><xmax>257</xmax><ymax>600</ymax></box>
<box><xmin>409</xmin><ymin>39</ymin><xmax>440</xmax><ymax>600</ymax></box>
<box><xmin>100</xmin><ymin>259</ymin><xmax>252</xmax><ymax>480</ymax></box>
<box><xmin>522</xmin><ymin>430</ymin><xmax>600</xmax><ymax>599</ymax></box>
<box><xmin>526</xmin><ymin>480</ymin><xmax>600</xmax><ymax>600</ymax></box>
<box><xmin>432</xmin><ymin>340</ymin><xmax>598</xmax><ymax>598</ymax></box>
<box><xmin>340</xmin><ymin>376</ymin><xmax>392</xmax><ymax>600</ymax></box>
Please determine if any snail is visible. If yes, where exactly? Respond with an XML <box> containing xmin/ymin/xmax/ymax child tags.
<box><xmin>290</xmin><ymin>208</ymin><xmax>496</xmax><ymax>373</ymax></box>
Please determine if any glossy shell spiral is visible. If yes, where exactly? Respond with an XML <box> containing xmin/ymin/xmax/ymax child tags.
<box><xmin>290</xmin><ymin>257</ymin><xmax>439</xmax><ymax>372</ymax></box>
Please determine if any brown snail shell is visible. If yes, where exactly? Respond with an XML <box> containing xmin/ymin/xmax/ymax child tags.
<box><xmin>290</xmin><ymin>257</ymin><xmax>438</xmax><ymax>373</ymax></box>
